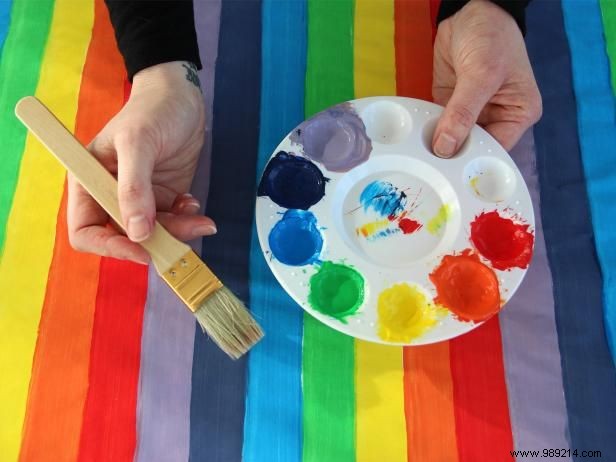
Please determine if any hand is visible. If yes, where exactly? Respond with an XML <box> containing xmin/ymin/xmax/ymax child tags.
<box><xmin>68</xmin><ymin>61</ymin><xmax>216</xmax><ymax>264</ymax></box>
<box><xmin>432</xmin><ymin>0</ymin><xmax>542</xmax><ymax>157</ymax></box>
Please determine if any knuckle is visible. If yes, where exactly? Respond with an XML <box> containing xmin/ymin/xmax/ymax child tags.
<box><xmin>68</xmin><ymin>233</ymin><xmax>85</xmax><ymax>253</ymax></box>
<box><xmin>118</xmin><ymin>181</ymin><xmax>145</xmax><ymax>202</ymax></box>
<box><xmin>449</xmin><ymin>105</ymin><xmax>476</xmax><ymax>130</ymax></box>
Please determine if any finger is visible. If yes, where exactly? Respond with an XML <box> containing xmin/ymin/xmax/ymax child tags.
<box><xmin>156</xmin><ymin>213</ymin><xmax>217</xmax><ymax>241</ymax></box>
<box><xmin>171</xmin><ymin>193</ymin><xmax>201</xmax><ymax>216</ymax></box>
<box><xmin>74</xmin><ymin>225</ymin><xmax>150</xmax><ymax>265</ymax></box>
<box><xmin>432</xmin><ymin>74</ymin><xmax>500</xmax><ymax>158</ymax></box>
<box><xmin>67</xmin><ymin>174</ymin><xmax>109</xmax><ymax>250</ymax></box>
<box><xmin>114</xmin><ymin>130</ymin><xmax>157</xmax><ymax>242</ymax></box>
<box><xmin>483</xmin><ymin>121</ymin><xmax>527</xmax><ymax>151</ymax></box>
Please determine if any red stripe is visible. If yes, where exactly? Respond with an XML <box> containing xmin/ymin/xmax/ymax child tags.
<box><xmin>429</xmin><ymin>0</ymin><xmax>440</xmax><ymax>42</ymax></box>
<box><xmin>76</xmin><ymin>3</ymin><xmax>148</xmax><ymax>459</ymax></box>
<box><xmin>77</xmin><ymin>258</ymin><xmax>148</xmax><ymax>461</ymax></box>
<box><xmin>394</xmin><ymin>0</ymin><xmax>433</xmax><ymax>101</ymax></box>
<box><xmin>449</xmin><ymin>317</ymin><xmax>514</xmax><ymax>461</ymax></box>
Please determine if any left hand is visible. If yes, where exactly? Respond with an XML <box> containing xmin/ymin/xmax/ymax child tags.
<box><xmin>432</xmin><ymin>0</ymin><xmax>542</xmax><ymax>157</ymax></box>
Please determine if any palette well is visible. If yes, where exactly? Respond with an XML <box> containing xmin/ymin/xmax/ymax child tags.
<box><xmin>255</xmin><ymin>97</ymin><xmax>535</xmax><ymax>345</ymax></box>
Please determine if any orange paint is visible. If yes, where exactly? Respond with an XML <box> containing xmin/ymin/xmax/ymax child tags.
<box><xmin>18</xmin><ymin>1</ymin><xmax>125</xmax><ymax>460</ymax></box>
<box><xmin>429</xmin><ymin>250</ymin><xmax>501</xmax><ymax>322</ymax></box>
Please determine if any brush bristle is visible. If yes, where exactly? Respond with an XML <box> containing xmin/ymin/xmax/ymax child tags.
<box><xmin>194</xmin><ymin>286</ymin><xmax>263</xmax><ymax>359</ymax></box>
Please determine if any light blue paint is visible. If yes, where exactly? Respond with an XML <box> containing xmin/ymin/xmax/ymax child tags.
<box><xmin>243</xmin><ymin>1</ymin><xmax>306</xmax><ymax>461</ymax></box>
<box><xmin>562</xmin><ymin>0</ymin><xmax>616</xmax><ymax>361</ymax></box>
<box><xmin>0</xmin><ymin>0</ymin><xmax>12</xmax><ymax>55</ymax></box>
<box><xmin>360</xmin><ymin>180</ymin><xmax>407</xmax><ymax>217</ymax></box>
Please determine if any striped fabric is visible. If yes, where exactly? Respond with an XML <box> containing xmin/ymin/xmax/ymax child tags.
<box><xmin>0</xmin><ymin>0</ymin><xmax>615</xmax><ymax>461</ymax></box>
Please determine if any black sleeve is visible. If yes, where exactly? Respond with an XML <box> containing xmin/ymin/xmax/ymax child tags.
<box><xmin>104</xmin><ymin>0</ymin><xmax>202</xmax><ymax>80</ymax></box>
<box><xmin>438</xmin><ymin>0</ymin><xmax>531</xmax><ymax>35</ymax></box>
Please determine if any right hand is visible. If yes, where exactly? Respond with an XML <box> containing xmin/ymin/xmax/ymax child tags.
<box><xmin>68</xmin><ymin>61</ymin><xmax>216</xmax><ymax>265</ymax></box>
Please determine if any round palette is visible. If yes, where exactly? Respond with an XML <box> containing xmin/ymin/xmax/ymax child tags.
<box><xmin>255</xmin><ymin>96</ymin><xmax>535</xmax><ymax>345</ymax></box>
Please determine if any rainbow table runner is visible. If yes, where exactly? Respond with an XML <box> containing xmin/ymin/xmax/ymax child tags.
<box><xmin>0</xmin><ymin>0</ymin><xmax>615</xmax><ymax>461</ymax></box>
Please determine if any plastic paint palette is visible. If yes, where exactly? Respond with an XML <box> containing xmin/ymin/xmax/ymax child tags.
<box><xmin>255</xmin><ymin>97</ymin><xmax>534</xmax><ymax>345</ymax></box>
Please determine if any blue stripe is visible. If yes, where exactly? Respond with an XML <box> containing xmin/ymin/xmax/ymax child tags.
<box><xmin>189</xmin><ymin>1</ymin><xmax>262</xmax><ymax>461</ymax></box>
<box><xmin>0</xmin><ymin>0</ymin><xmax>12</xmax><ymax>55</ymax></box>
<box><xmin>243</xmin><ymin>1</ymin><xmax>306</xmax><ymax>460</ymax></box>
<box><xmin>562</xmin><ymin>0</ymin><xmax>616</xmax><ymax>361</ymax></box>
<box><xmin>526</xmin><ymin>0</ymin><xmax>616</xmax><ymax>457</ymax></box>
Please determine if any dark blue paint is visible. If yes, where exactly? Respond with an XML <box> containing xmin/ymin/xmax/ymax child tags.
<box><xmin>258</xmin><ymin>151</ymin><xmax>327</xmax><ymax>210</ymax></box>
<box><xmin>526</xmin><ymin>0</ymin><xmax>616</xmax><ymax>456</ymax></box>
<box><xmin>359</xmin><ymin>180</ymin><xmax>406</xmax><ymax>217</ymax></box>
<box><xmin>269</xmin><ymin>210</ymin><xmax>323</xmax><ymax>266</ymax></box>
<box><xmin>190</xmin><ymin>1</ymin><xmax>261</xmax><ymax>461</ymax></box>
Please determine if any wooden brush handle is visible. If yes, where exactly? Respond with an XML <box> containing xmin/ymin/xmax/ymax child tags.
<box><xmin>15</xmin><ymin>96</ymin><xmax>190</xmax><ymax>272</ymax></box>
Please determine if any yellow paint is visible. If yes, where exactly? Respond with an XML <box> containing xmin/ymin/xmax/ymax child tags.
<box><xmin>0</xmin><ymin>0</ymin><xmax>93</xmax><ymax>458</ymax></box>
<box><xmin>427</xmin><ymin>204</ymin><xmax>451</xmax><ymax>235</ymax></box>
<box><xmin>354</xmin><ymin>2</ymin><xmax>407</xmax><ymax>462</ymax></box>
<box><xmin>356</xmin><ymin>218</ymin><xmax>389</xmax><ymax>238</ymax></box>
<box><xmin>377</xmin><ymin>283</ymin><xmax>447</xmax><ymax>342</ymax></box>
<box><xmin>470</xmin><ymin>176</ymin><xmax>481</xmax><ymax>196</ymax></box>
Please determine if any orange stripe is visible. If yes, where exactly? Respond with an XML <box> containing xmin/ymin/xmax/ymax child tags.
<box><xmin>403</xmin><ymin>343</ymin><xmax>459</xmax><ymax>461</ymax></box>
<box><xmin>394</xmin><ymin>1</ymin><xmax>459</xmax><ymax>461</ymax></box>
<box><xmin>18</xmin><ymin>1</ymin><xmax>126</xmax><ymax>460</ymax></box>
<box><xmin>394</xmin><ymin>0</ymin><xmax>433</xmax><ymax>100</ymax></box>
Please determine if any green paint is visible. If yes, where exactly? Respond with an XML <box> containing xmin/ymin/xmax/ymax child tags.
<box><xmin>303</xmin><ymin>1</ymin><xmax>356</xmax><ymax>462</ymax></box>
<box><xmin>600</xmin><ymin>0</ymin><xmax>616</xmax><ymax>95</ymax></box>
<box><xmin>0</xmin><ymin>0</ymin><xmax>54</xmax><ymax>258</ymax></box>
<box><xmin>427</xmin><ymin>204</ymin><xmax>451</xmax><ymax>235</ymax></box>
<box><xmin>308</xmin><ymin>261</ymin><xmax>364</xmax><ymax>321</ymax></box>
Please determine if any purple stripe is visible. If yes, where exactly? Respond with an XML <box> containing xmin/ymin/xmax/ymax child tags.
<box><xmin>134</xmin><ymin>2</ymin><xmax>221</xmax><ymax>461</ymax></box>
<box><xmin>499</xmin><ymin>130</ymin><xmax>571</xmax><ymax>459</ymax></box>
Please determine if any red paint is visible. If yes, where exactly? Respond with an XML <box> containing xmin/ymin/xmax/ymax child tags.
<box><xmin>429</xmin><ymin>250</ymin><xmax>501</xmax><ymax>322</ymax></box>
<box><xmin>450</xmin><ymin>317</ymin><xmax>514</xmax><ymax>462</ymax></box>
<box><xmin>398</xmin><ymin>217</ymin><xmax>422</xmax><ymax>234</ymax></box>
<box><xmin>470</xmin><ymin>211</ymin><xmax>534</xmax><ymax>270</ymax></box>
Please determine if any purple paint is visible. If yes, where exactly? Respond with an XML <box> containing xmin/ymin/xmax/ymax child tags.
<box><xmin>258</xmin><ymin>151</ymin><xmax>327</xmax><ymax>210</ymax></box>
<box><xmin>290</xmin><ymin>102</ymin><xmax>372</xmax><ymax>172</ymax></box>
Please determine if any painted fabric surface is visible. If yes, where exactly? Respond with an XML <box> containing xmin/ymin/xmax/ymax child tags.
<box><xmin>0</xmin><ymin>0</ymin><xmax>615</xmax><ymax>461</ymax></box>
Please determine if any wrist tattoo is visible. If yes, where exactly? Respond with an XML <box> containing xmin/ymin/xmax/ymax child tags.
<box><xmin>182</xmin><ymin>62</ymin><xmax>201</xmax><ymax>91</ymax></box>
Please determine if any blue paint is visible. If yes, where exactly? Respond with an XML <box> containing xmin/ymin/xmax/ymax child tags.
<box><xmin>244</xmin><ymin>0</ymin><xmax>305</xmax><ymax>460</ymax></box>
<box><xmin>360</xmin><ymin>180</ymin><xmax>407</xmax><ymax>217</ymax></box>
<box><xmin>258</xmin><ymin>151</ymin><xmax>327</xmax><ymax>210</ymax></box>
<box><xmin>368</xmin><ymin>227</ymin><xmax>400</xmax><ymax>242</ymax></box>
<box><xmin>527</xmin><ymin>0</ymin><xmax>616</xmax><ymax>454</ymax></box>
<box><xmin>0</xmin><ymin>0</ymin><xmax>12</xmax><ymax>55</ymax></box>
<box><xmin>269</xmin><ymin>210</ymin><xmax>322</xmax><ymax>266</ymax></box>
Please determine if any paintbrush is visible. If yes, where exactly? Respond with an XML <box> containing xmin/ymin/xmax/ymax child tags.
<box><xmin>15</xmin><ymin>96</ymin><xmax>263</xmax><ymax>359</ymax></box>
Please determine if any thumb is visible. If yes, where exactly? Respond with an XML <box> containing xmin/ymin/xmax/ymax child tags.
<box><xmin>433</xmin><ymin>74</ymin><xmax>497</xmax><ymax>158</ymax></box>
<box><xmin>115</xmin><ymin>132</ymin><xmax>157</xmax><ymax>242</ymax></box>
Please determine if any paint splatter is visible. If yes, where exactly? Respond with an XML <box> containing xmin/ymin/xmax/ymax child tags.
<box><xmin>355</xmin><ymin>181</ymin><xmax>423</xmax><ymax>240</ymax></box>
<box><xmin>258</xmin><ymin>151</ymin><xmax>327</xmax><ymax>210</ymax></box>
<box><xmin>269</xmin><ymin>210</ymin><xmax>323</xmax><ymax>266</ymax></box>
<box><xmin>308</xmin><ymin>261</ymin><xmax>364</xmax><ymax>322</ymax></box>
<box><xmin>426</xmin><ymin>204</ymin><xmax>451</xmax><ymax>235</ymax></box>
<box><xmin>398</xmin><ymin>218</ymin><xmax>422</xmax><ymax>234</ymax></box>
<box><xmin>469</xmin><ymin>176</ymin><xmax>481</xmax><ymax>196</ymax></box>
<box><xmin>429</xmin><ymin>249</ymin><xmax>501</xmax><ymax>322</ymax></box>
<box><xmin>470</xmin><ymin>211</ymin><xmax>534</xmax><ymax>270</ymax></box>
<box><xmin>360</xmin><ymin>180</ymin><xmax>407</xmax><ymax>217</ymax></box>
<box><xmin>377</xmin><ymin>283</ymin><xmax>446</xmax><ymax>342</ymax></box>
<box><xmin>290</xmin><ymin>102</ymin><xmax>372</xmax><ymax>172</ymax></box>
<box><xmin>357</xmin><ymin>218</ymin><xmax>390</xmax><ymax>238</ymax></box>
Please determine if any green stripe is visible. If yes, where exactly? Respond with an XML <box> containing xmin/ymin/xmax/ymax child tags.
<box><xmin>0</xmin><ymin>0</ymin><xmax>55</xmax><ymax>257</ymax></box>
<box><xmin>600</xmin><ymin>0</ymin><xmax>616</xmax><ymax>94</ymax></box>
<box><xmin>303</xmin><ymin>1</ymin><xmax>355</xmax><ymax>461</ymax></box>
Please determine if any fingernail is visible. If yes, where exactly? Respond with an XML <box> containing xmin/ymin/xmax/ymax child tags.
<box><xmin>127</xmin><ymin>215</ymin><xmax>151</xmax><ymax>242</ymax></box>
<box><xmin>192</xmin><ymin>224</ymin><xmax>217</xmax><ymax>237</ymax></box>
<box><xmin>434</xmin><ymin>133</ymin><xmax>457</xmax><ymax>158</ymax></box>
<box><xmin>180</xmin><ymin>200</ymin><xmax>201</xmax><ymax>213</ymax></box>
<box><xmin>180</xmin><ymin>193</ymin><xmax>194</xmax><ymax>199</ymax></box>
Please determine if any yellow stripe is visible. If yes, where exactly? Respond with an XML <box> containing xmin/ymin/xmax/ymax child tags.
<box><xmin>0</xmin><ymin>0</ymin><xmax>93</xmax><ymax>458</ymax></box>
<box><xmin>354</xmin><ymin>1</ymin><xmax>407</xmax><ymax>462</ymax></box>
